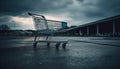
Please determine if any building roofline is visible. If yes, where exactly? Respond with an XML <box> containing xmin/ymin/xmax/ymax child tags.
<box><xmin>68</xmin><ymin>14</ymin><xmax>120</xmax><ymax>31</ymax></box>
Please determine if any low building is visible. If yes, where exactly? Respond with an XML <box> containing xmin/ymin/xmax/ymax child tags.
<box><xmin>65</xmin><ymin>15</ymin><xmax>120</xmax><ymax>37</ymax></box>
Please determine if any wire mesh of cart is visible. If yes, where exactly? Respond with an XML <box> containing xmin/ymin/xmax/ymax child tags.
<box><xmin>28</xmin><ymin>12</ymin><xmax>68</xmax><ymax>48</ymax></box>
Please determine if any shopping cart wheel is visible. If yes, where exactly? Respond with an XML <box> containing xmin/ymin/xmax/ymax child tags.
<box><xmin>62</xmin><ymin>42</ymin><xmax>67</xmax><ymax>49</ymax></box>
<box><xmin>47</xmin><ymin>42</ymin><xmax>50</xmax><ymax>47</ymax></box>
<box><xmin>56</xmin><ymin>42</ymin><xmax>60</xmax><ymax>48</ymax></box>
<box><xmin>33</xmin><ymin>42</ymin><xmax>37</xmax><ymax>48</ymax></box>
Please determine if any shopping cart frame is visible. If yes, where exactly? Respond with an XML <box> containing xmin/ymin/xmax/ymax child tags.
<box><xmin>28</xmin><ymin>12</ymin><xmax>68</xmax><ymax>48</ymax></box>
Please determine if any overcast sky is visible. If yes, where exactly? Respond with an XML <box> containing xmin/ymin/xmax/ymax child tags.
<box><xmin>0</xmin><ymin>0</ymin><xmax>120</xmax><ymax>30</ymax></box>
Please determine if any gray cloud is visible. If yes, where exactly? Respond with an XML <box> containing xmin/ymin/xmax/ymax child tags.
<box><xmin>0</xmin><ymin>0</ymin><xmax>120</xmax><ymax>29</ymax></box>
<box><xmin>97</xmin><ymin>0</ymin><xmax>120</xmax><ymax>15</ymax></box>
<box><xmin>0</xmin><ymin>16</ymin><xmax>11</xmax><ymax>23</ymax></box>
<box><xmin>0</xmin><ymin>0</ymin><xmax>72</xmax><ymax>16</ymax></box>
<box><xmin>65</xmin><ymin>0</ymin><xmax>120</xmax><ymax>25</ymax></box>
<box><xmin>81</xmin><ymin>0</ymin><xmax>120</xmax><ymax>17</ymax></box>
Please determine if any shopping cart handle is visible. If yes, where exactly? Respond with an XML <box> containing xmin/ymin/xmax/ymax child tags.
<box><xmin>28</xmin><ymin>12</ymin><xmax>45</xmax><ymax>18</ymax></box>
<box><xmin>28</xmin><ymin>12</ymin><xmax>32</xmax><ymax>15</ymax></box>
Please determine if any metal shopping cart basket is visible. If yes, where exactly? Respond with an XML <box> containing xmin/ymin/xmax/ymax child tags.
<box><xmin>28</xmin><ymin>12</ymin><xmax>68</xmax><ymax>48</ymax></box>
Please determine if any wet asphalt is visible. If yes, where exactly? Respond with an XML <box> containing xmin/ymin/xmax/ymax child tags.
<box><xmin>0</xmin><ymin>36</ymin><xmax>120</xmax><ymax>69</ymax></box>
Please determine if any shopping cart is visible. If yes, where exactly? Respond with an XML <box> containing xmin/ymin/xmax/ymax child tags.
<box><xmin>28</xmin><ymin>12</ymin><xmax>68</xmax><ymax>48</ymax></box>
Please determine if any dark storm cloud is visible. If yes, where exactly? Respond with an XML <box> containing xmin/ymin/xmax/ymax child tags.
<box><xmin>0</xmin><ymin>0</ymin><xmax>72</xmax><ymax>16</ymax></box>
<box><xmin>0</xmin><ymin>16</ymin><xmax>11</xmax><ymax>23</ymax></box>
<box><xmin>77</xmin><ymin>0</ymin><xmax>84</xmax><ymax>2</ymax></box>
<box><xmin>97</xmin><ymin>0</ymin><xmax>120</xmax><ymax>14</ymax></box>
<box><xmin>0</xmin><ymin>0</ymin><xmax>120</xmax><ymax>29</ymax></box>
<box><xmin>66</xmin><ymin>0</ymin><xmax>120</xmax><ymax>25</ymax></box>
<box><xmin>0</xmin><ymin>0</ymin><xmax>73</xmax><ymax>29</ymax></box>
<box><xmin>0</xmin><ymin>0</ymin><xmax>119</xmax><ymax>18</ymax></box>
<box><xmin>0</xmin><ymin>0</ymin><xmax>32</xmax><ymax>16</ymax></box>
<box><xmin>77</xmin><ymin>0</ymin><xmax>120</xmax><ymax>18</ymax></box>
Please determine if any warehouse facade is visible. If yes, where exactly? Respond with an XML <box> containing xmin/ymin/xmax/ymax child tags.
<box><xmin>64</xmin><ymin>15</ymin><xmax>120</xmax><ymax>37</ymax></box>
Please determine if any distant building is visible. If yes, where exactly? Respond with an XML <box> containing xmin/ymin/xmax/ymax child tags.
<box><xmin>64</xmin><ymin>15</ymin><xmax>120</xmax><ymax>37</ymax></box>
